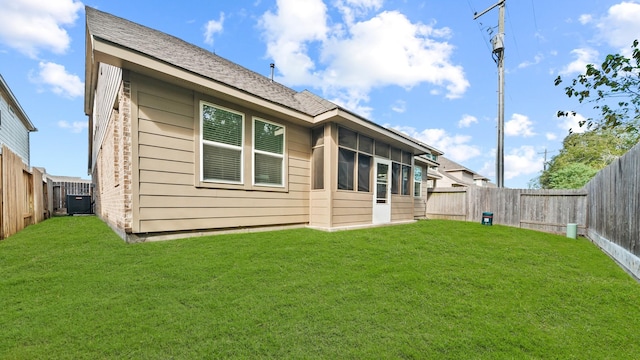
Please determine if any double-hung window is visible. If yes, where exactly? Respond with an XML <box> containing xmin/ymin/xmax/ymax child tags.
<box><xmin>201</xmin><ymin>102</ymin><xmax>244</xmax><ymax>184</ymax></box>
<box><xmin>253</xmin><ymin>118</ymin><xmax>285</xmax><ymax>186</ymax></box>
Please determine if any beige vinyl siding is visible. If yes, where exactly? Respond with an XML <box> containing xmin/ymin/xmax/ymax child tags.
<box><xmin>332</xmin><ymin>191</ymin><xmax>372</xmax><ymax>226</ymax></box>
<box><xmin>391</xmin><ymin>195</ymin><xmax>414</xmax><ymax>222</ymax></box>
<box><xmin>132</xmin><ymin>73</ymin><xmax>310</xmax><ymax>234</ymax></box>
<box><xmin>309</xmin><ymin>190</ymin><xmax>330</xmax><ymax>227</ymax></box>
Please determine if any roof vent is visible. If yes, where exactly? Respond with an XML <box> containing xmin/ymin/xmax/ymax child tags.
<box><xmin>270</xmin><ymin>63</ymin><xmax>275</xmax><ymax>82</ymax></box>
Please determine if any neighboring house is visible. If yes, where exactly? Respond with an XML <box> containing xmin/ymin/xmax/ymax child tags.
<box><xmin>84</xmin><ymin>7</ymin><xmax>443</xmax><ymax>242</ymax></box>
<box><xmin>0</xmin><ymin>74</ymin><xmax>37</xmax><ymax>166</ymax></box>
<box><xmin>434</xmin><ymin>156</ymin><xmax>493</xmax><ymax>188</ymax></box>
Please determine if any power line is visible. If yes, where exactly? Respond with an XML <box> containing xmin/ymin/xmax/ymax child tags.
<box><xmin>530</xmin><ymin>0</ymin><xmax>539</xmax><ymax>32</ymax></box>
<box><xmin>505</xmin><ymin>3</ymin><xmax>521</xmax><ymax>63</ymax></box>
<box><xmin>467</xmin><ymin>0</ymin><xmax>494</xmax><ymax>55</ymax></box>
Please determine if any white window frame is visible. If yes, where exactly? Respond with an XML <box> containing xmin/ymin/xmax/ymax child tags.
<box><xmin>200</xmin><ymin>101</ymin><xmax>244</xmax><ymax>184</ymax></box>
<box><xmin>252</xmin><ymin>117</ymin><xmax>285</xmax><ymax>187</ymax></box>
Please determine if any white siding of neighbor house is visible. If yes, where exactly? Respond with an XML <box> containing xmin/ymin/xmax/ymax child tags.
<box><xmin>0</xmin><ymin>92</ymin><xmax>30</xmax><ymax>165</ymax></box>
<box><xmin>130</xmin><ymin>73</ymin><xmax>311</xmax><ymax>234</ymax></box>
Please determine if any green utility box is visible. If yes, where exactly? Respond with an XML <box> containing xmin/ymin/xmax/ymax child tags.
<box><xmin>482</xmin><ymin>212</ymin><xmax>493</xmax><ymax>226</ymax></box>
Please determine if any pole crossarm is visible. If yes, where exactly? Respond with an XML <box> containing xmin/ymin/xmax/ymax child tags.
<box><xmin>473</xmin><ymin>0</ymin><xmax>505</xmax><ymax>20</ymax></box>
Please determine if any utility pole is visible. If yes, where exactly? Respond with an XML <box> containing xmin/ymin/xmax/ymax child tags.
<box><xmin>474</xmin><ymin>0</ymin><xmax>505</xmax><ymax>188</ymax></box>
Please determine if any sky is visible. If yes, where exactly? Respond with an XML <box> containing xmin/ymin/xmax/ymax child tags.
<box><xmin>1</xmin><ymin>0</ymin><xmax>639</xmax><ymax>188</ymax></box>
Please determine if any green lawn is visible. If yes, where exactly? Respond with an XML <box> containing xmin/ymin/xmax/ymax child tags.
<box><xmin>1</xmin><ymin>216</ymin><xmax>639</xmax><ymax>359</ymax></box>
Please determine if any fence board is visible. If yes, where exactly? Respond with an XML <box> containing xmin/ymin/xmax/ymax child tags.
<box><xmin>585</xmin><ymin>142</ymin><xmax>640</xmax><ymax>257</ymax></box>
<box><xmin>1</xmin><ymin>146</ymin><xmax>45</xmax><ymax>239</ymax></box>
<box><xmin>51</xmin><ymin>180</ymin><xmax>92</xmax><ymax>214</ymax></box>
<box><xmin>426</xmin><ymin>187</ymin><xmax>587</xmax><ymax>235</ymax></box>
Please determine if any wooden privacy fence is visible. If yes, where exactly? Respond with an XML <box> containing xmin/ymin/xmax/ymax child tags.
<box><xmin>584</xmin><ymin>142</ymin><xmax>640</xmax><ymax>279</ymax></box>
<box><xmin>426</xmin><ymin>187</ymin><xmax>588</xmax><ymax>235</ymax></box>
<box><xmin>48</xmin><ymin>178</ymin><xmax>92</xmax><ymax>215</ymax></box>
<box><xmin>0</xmin><ymin>145</ymin><xmax>46</xmax><ymax>239</ymax></box>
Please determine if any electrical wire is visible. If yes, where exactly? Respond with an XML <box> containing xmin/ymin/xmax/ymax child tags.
<box><xmin>505</xmin><ymin>3</ymin><xmax>521</xmax><ymax>65</ymax></box>
<box><xmin>467</xmin><ymin>0</ymin><xmax>494</xmax><ymax>56</ymax></box>
<box><xmin>530</xmin><ymin>0</ymin><xmax>539</xmax><ymax>32</ymax></box>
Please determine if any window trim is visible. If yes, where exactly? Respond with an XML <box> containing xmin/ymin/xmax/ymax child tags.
<box><xmin>252</xmin><ymin>117</ymin><xmax>286</xmax><ymax>188</ymax></box>
<box><xmin>195</xmin><ymin>97</ymin><xmax>289</xmax><ymax>192</ymax></box>
<box><xmin>199</xmin><ymin>100</ymin><xmax>245</xmax><ymax>185</ymax></box>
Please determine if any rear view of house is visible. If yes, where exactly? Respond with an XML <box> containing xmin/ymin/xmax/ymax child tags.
<box><xmin>84</xmin><ymin>7</ymin><xmax>442</xmax><ymax>242</ymax></box>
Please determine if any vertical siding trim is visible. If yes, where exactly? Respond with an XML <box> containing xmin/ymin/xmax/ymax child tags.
<box><xmin>128</xmin><ymin>71</ymin><xmax>139</xmax><ymax>233</ymax></box>
<box><xmin>327</xmin><ymin>123</ymin><xmax>337</xmax><ymax>227</ymax></box>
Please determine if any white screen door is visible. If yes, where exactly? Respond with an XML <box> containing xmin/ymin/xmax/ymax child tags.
<box><xmin>373</xmin><ymin>158</ymin><xmax>391</xmax><ymax>224</ymax></box>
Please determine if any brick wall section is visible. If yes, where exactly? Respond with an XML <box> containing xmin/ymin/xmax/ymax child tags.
<box><xmin>93</xmin><ymin>78</ymin><xmax>132</xmax><ymax>238</ymax></box>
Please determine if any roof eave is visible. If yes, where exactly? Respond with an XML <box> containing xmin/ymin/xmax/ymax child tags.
<box><xmin>0</xmin><ymin>74</ymin><xmax>37</xmax><ymax>132</ymax></box>
<box><xmin>89</xmin><ymin>36</ymin><xmax>315</xmax><ymax>126</ymax></box>
<box><xmin>314</xmin><ymin>108</ymin><xmax>436</xmax><ymax>155</ymax></box>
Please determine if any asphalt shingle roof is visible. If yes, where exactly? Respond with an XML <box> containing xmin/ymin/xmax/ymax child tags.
<box><xmin>86</xmin><ymin>6</ymin><xmax>336</xmax><ymax>117</ymax></box>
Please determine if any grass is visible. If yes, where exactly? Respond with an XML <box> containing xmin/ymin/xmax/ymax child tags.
<box><xmin>1</xmin><ymin>216</ymin><xmax>639</xmax><ymax>359</ymax></box>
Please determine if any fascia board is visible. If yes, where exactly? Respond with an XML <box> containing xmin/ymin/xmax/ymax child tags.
<box><xmin>90</xmin><ymin>39</ymin><xmax>314</xmax><ymax>125</ymax></box>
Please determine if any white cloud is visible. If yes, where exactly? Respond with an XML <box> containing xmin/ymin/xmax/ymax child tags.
<box><xmin>559</xmin><ymin>48</ymin><xmax>598</xmax><ymax>75</ymax></box>
<box><xmin>518</xmin><ymin>53</ymin><xmax>543</xmax><ymax>69</ymax></box>
<box><xmin>505</xmin><ymin>113</ymin><xmax>535</xmax><ymax>137</ymax></box>
<box><xmin>330</xmin><ymin>90</ymin><xmax>374</xmax><ymax>118</ymax></box>
<box><xmin>259</xmin><ymin>1</ymin><xmax>469</xmax><ymax>116</ymax></box>
<box><xmin>259</xmin><ymin>0</ymin><xmax>328</xmax><ymax>85</ymax></box>
<box><xmin>480</xmin><ymin>145</ymin><xmax>543</xmax><ymax>181</ymax></box>
<box><xmin>320</xmin><ymin>11</ymin><xmax>468</xmax><ymax>98</ymax></box>
<box><xmin>504</xmin><ymin>146</ymin><xmax>544</xmax><ymax>180</ymax></box>
<box><xmin>335</xmin><ymin>0</ymin><xmax>383</xmax><ymax>26</ymax></box>
<box><xmin>546</xmin><ymin>133</ymin><xmax>558</xmax><ymax>141</ymax></box>
<box><xmin>391</xmin><ymin>100</ymin><xmax>406</xmax><ymax>113</ymax></box>
<box><xmin>58</xmin><ymin>120</ymin><xmax>87</xmax><ymax>133</ymax></box>
<box><xmin>457</xmin><ymin>114</ymin><xmax>477</xmax><ymax>128</ymax></box>
<box><xmin>204</xmin><ymin>13</ymin><xmax>225</xmax><ymax>46</ymax></box>
<box><xmin>578</xmin><ymin>14</ymin><xmax>593</xmax><ymax>25</ymax></box>
<box><xmin>594</xmin><ymin>1</ymin><xmax>640</xmax><ymax>55</ymax></box>
<box><xmin>389</xmin><ymin>125</ymin><xmax>481</xmax><ymax>162</ymax></box>
<box><xmin>31</xmin><ymin>61</ymin><xmax>83</xmax><ymax>98</ymax></box>
<box><xmin>557</xmin><ymin>112</ymin><xmax>588</xmax><ymax>134</ymax></box>
<box><xmin>0</xmin><ymin>0</ymin><xmax>83</xmax><ymax>58</ymax></box>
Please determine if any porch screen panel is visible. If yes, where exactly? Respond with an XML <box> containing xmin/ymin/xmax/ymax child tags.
<box><xmin>312</xmin><ymin>127</ymin><xmax>324</xmax><ymax>190</ymax></box>
<box><xmin>358</xmin><ymin>154</ymin><xmax>371</xmax><ymax>192</ymax></box>
<box><xmin>312</xmin><ymin>146</ymin><xmax>324</xmax><ymax>189</ymax></box>
<box><xmin>401</xmin><ymin>164</ymin><xmax>411</xmax><ymax>196</ymax></box>
<box><xmin>338</xmin><ymin>148</ymin><xmax>355</xmax><ymax>190</ymax></box>
<box><xmin>414</xmin><ymin>166</ymin><xmax>422</xmax><ymax>197</ymax></box>
<box><xmin>391</xmin><ymin>162</ymin><xmax>400</xmax><ymax>194</ymax></box>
